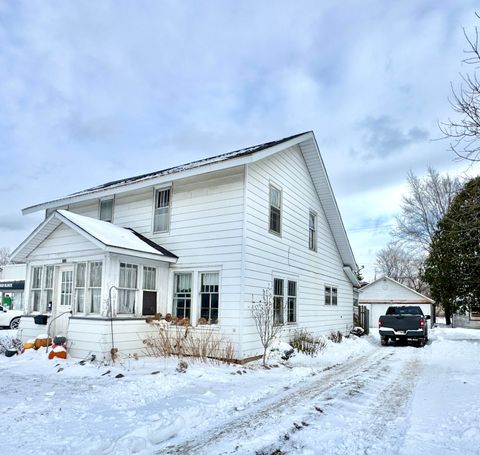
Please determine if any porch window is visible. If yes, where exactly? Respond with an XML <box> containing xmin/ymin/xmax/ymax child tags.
<box><xmin>154</xmin><ymin>188</ymin><xmax>171</xmax><ymax>233</ymax></box>
<box><xmin>88</xmin><ymin>262</ymin><xmax>103</xmax><ymax>313</ymax></box>
<box><xmin>99</xmin><ymin>198</ymin><xmax>114</xmax><ymax>222</ymax></box>
<box><xmin>44</xmin><ymin>266</ymin><xmax>54</xmax><ymax>310</ymax></box>
<box><xmin>31</xmin><ymin>266</ymin><xmax>42</xmax><ymax>312</ymax></box>
<box><xmin>173</xmin><ymin>273</ymin><xmax>192</xmax><ymax>320</ymax></box>
<box><xmin>199</xmin><ymin>272</ymin><xmax>219</xmax><ymax>323</ymax></box>
<box><xmin>273</xmin><ymin>278</ymin><xmax>284</xmax><ymax>325</ymax></box>
<box><xmin>143</xmin><ymin>266</ymin><xmax>156</xmax><ymax>290</ymax></box>
<box><xmin>287</xmin><ymin>280</ymin><xmax>297</xmax><ymax>323</ymax></box>
<box><xmin>309</xmin><ymin>211</ymin><xmax>317</xmax><ymax>251</ymax></box>
<box><xmin>118</xmin><ymin>263</ymin><xmax>138</xmax><ymax>314</ymax></box>
<box><xmin>269</xmin><ymin>185</ymin><xmax>282</xmax><ymax>234</ymax></box>
<box><xmin>75</xmin><ymin>262</ymin><xmax>86</xmax><ymax>313</ymax></box>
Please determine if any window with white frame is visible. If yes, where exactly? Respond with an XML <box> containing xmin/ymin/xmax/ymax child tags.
<box><xmin>44</xmin><ymin>266</ymin><xmax>54</xmax><ymax>311</ymax></box>
<box><xmin>60</xmin><ymin>270</ymin><xmax>73</xmax><ymax>306</ymax></box>
<box><xmin>143</xmin><ymin>266</ymin><xmax>156</xmax><ymax>290</ymax></box>
<box><xmin>273</xmin><ymin>278</ymin><xmax>284</xmax><ymax>325</ymax></box>
<box><xmin>75</xmin><ymin>262</ymin><xmax>86</xmax><ymax>313</ymax></box>
<box><xmin>173</xmin><ymin>273</ymin><xmax>192</xmax><ymax>320</ymax></box>
<box><xmin>199</xmin><ymin>272</ymin><xmax>219</xmax><ymax>323</ymax></box>
<box><xmin>88</xmin><ymin>262</ymin><xmax>103</xmax><ymax>313</ymax></box>
<box><xmin>31</xmin><ymin>266</ymin><xmax>43</xmax><ymax>312</ymax></box>
<box><xmin>99</xmin><ymin>198</ymin><xmax>114</xmax><ymax>222</ymax></box>
<box><xmin>325</xmin><ymin>286</ymin><xmax>338</xmax><ymax>305</ymax></box>
<box><xmin>153</xmin><ymin>188</ymin><xmax>171</xmax><ymax>232</ymax></box>
<box><xmin>309</xmin><ymin>211</ymin><xmax>317</xmax><ymax>251</ymax></box>
<box><xmin>118</xmin><ymin>263</ymin><xmax>138</xmax><ymax>314</ymax></box>
<box><xmin>287</xmin><ymin>280</ymin><xmax>297</xmax><ymax>323</ymax></box>
<box><xmin>269</xmin><ymin>185</ymin><xmax>282</xmax><ymax>234</ymax></box>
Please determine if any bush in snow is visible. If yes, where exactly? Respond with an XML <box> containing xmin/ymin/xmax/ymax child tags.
<box><xmin>290</xmin><ymin>329</ymin><xmax>328</xmax><ymax>356</ymax></box>
<box><xmin>143</xmin><ymin>320</ymin><xmax>236</xmax><ymax>363</ymax></box>
<box><xmin>250</xmin><ymin>288</ymin><xmax>283</xmax><ymax>367</ymax></box>
<box><xmin>176</xmin><ymin>359</ymin><xmax>188</xmax><ymax>373</ymax></box>
<box><xmin>0</xmin><ymin>335</ymin><xmax>22</xmax><ymax>355</ymax></box>
<box><xmin>328</xmin><ymin>330</ymin><xmax>343</xmax><ymax>343</ymax></box>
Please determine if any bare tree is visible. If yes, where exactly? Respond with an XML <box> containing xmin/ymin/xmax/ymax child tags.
<box><xmin>440</xmin><ymin>13</ymin><xmax>480</xmax><ymax>161</ymax></box>
<box><xmin>0</xmin><ymin>247</ymin><xmax>10</xmax><ymax>267</ymax></box>
<box><xmin>375</xmin><ymin>242</ymin><xmax>426</xmax><ymax>292</ymax></box>
<box><xmin>394</xmin><ymin>168</ymin><xmax>463</xmax><ymax>252</ymax></box>
<box><xmin>250</xmin><ymin>288</ymin><xmax>283</xmax><ymax>367</ymax></box>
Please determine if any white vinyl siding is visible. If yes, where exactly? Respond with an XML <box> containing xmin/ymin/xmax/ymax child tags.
<box><xmin>243</xmin><ymin>145</ymin><xmax>354</xmax><ymax>357</ymax></box>
<box><xmin>153</xmin><ymin>188</ymin><xmax>171</xmax><ymax>232</ymax></box>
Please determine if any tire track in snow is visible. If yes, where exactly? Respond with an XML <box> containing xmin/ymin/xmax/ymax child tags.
<box><xmin>159</xmin><ymin>348</ymin><xmax>398</xmax><ymax>455</ymax></box>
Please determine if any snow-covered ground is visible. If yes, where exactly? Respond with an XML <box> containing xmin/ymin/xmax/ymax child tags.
<box><xmin>1</xmin><ymin>327</ymin><xmax>479</xmax><ymax>455</ymax></box>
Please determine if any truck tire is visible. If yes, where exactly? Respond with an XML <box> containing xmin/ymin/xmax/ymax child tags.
<box><xmin>381</xmin><ymin>336</ymin><xmax>389</xmax><ymax>346</ymax></box>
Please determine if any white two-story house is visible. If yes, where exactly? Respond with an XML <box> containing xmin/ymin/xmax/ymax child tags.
<box><xmin>11</xmin><ymin>131</ymin><xmax>359</xmax><ymax>361</ymax></box>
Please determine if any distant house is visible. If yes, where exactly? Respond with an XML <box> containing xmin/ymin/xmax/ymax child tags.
<box><xmin>0</xmin><ymin>263</ymin><xmax>26</xmax><ymax>311</ymax></box>
<box><xmin>452</xmin><ymin>307</ymin><xmax>480</xmax><ymax>329</ymax></box>
<box><xmin>11</xmin><ymin>131</ymin><xmax>359</xmax><ymax>361</ymax></box>
<box><xmin>358</xmin><ymin>276</ymin><xmax>435</xmax><ymax>328</ymax></box>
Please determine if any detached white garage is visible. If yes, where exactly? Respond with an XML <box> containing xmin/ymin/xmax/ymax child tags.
<box><xmin>359</xmin><ymin>276</ymin><xmax>435</xmax><ymax>328</ymax></box>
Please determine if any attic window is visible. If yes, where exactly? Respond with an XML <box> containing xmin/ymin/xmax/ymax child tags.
<box><xmin>99</xmin><ymin>198</ymin><xmax>114</xmax><ymax>222</ymax></box>
<box><xmin>154</xmin><ymin>188</ymin><xmax>171</xmax><ymax>233</ymax></box>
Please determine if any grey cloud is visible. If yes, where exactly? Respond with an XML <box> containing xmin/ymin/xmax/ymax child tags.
<box><xmin>359</xmin><ymin>116</ymin><xmax>429</xmax><ymax>158</ymax></box>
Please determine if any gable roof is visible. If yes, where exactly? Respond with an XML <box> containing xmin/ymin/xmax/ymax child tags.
<box><xmin>19</xmin><ymin>131</ymin><xmax>357</xmax><ymax>272</ymax></box>
<box><xmin>10</xmin><ymin>210</ymin><xmax>178</xmax><ymax>263</ymax></box>
<box><xmin>359</xmin><ymin>276</ymin><xmax>434</xmax><ymax>303</ymax></box>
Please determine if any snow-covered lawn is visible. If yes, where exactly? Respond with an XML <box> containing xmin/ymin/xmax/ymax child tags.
<box><xmin>1</xmin><ymin>327</ymin><xmax>479</xmax><ymax>455</ymax></box>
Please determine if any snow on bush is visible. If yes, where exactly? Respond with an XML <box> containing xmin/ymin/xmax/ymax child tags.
<box><xmin>0</xmin><ymin>335</ymin><xmax>22</xmax><ymax>355</ymax></box>
<box><xmin>290</xmin><ymin>328</ymin><xmax>328</xmax><ymax>356</ymax></box>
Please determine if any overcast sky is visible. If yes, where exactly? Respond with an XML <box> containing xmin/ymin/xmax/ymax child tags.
<box><xmin>1</xmin><ymin>1</ymin><xmax>479</xmax><ymax>279</ymax></box>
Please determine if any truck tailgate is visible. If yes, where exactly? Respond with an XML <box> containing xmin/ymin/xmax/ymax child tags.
<box><xmin>380</xmin><ymin>315</ymin><xmax>422</xmax><ymax>331</ymax></box>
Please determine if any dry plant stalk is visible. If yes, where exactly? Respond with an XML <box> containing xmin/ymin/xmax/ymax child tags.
<box><xmin>143</xmin><ymin>321</ymin><xmax>235</xmax><ymax>363</ymax></box>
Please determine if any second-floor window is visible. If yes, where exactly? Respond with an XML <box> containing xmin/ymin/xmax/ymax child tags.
<box><xmin>309</xmin><ymin>211</ymin><xmax>317</xmax><ymax>251</ymax></box>
<box><xmin>99</xmin><ymin>198</ymin><xmax>114</xmax><ymax>222</ymax></box>
<box><xmin>269</xmin><ymin>185</ymin><xmax>282</xmax><ymax>234</ymax></box>
<box><xmin>154</xmin><ymin>188</ymin><xmax>171</xmax><ymax>233</ymax></box>
<box><xmin>325</xmin><ymin>286</ymin><xmax>338</xmax><ymax>305</ymax></box>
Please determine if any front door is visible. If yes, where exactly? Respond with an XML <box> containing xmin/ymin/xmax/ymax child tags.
<box><xmin>52</xmin><ymin>266</ymin><xmax>73</xmax><ymax>337</ymax></box>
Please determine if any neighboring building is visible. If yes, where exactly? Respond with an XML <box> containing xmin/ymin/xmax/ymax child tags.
<box><xmin>452</xmin><ymin>307</ymin><xmax>480</xmax><ymax>329</ymax></box>
<box><xmin>358</xmin><ymin>276</ymin><xmax>435</xmax><ymax>328</ymax></box>
<box><xmin>0</xmin><ymin>263</ymin><xmax>26</xmax><ymax>311</ymax></box>
<box><xmin>11</xmin><ymin>131</ymin><xmax>359</xmax><ymax>361</ymax></box>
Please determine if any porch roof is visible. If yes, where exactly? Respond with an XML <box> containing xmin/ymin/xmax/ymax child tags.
<box><xmin>11</xmin><ymin>210</ymin><xmax>178</xmax><ymax>263</ymax></box>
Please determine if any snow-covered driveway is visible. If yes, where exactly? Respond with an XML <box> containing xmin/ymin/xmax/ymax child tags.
<box><xmin>1</xmin><ymin>327</ymin><xmax>479</xmax><ymax>455</ymax></box>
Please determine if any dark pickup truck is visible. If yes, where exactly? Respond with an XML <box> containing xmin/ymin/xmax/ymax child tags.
<box><xmin>378</xmin><ymin>306</ymin><xmax>430</xmax><ymax>347</ymax></box>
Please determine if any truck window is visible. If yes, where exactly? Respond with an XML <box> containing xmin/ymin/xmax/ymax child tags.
<box><xmin>386</xmin><ymin>306</ymin><xmax>423</xmax><ymax>316</ymax></box>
